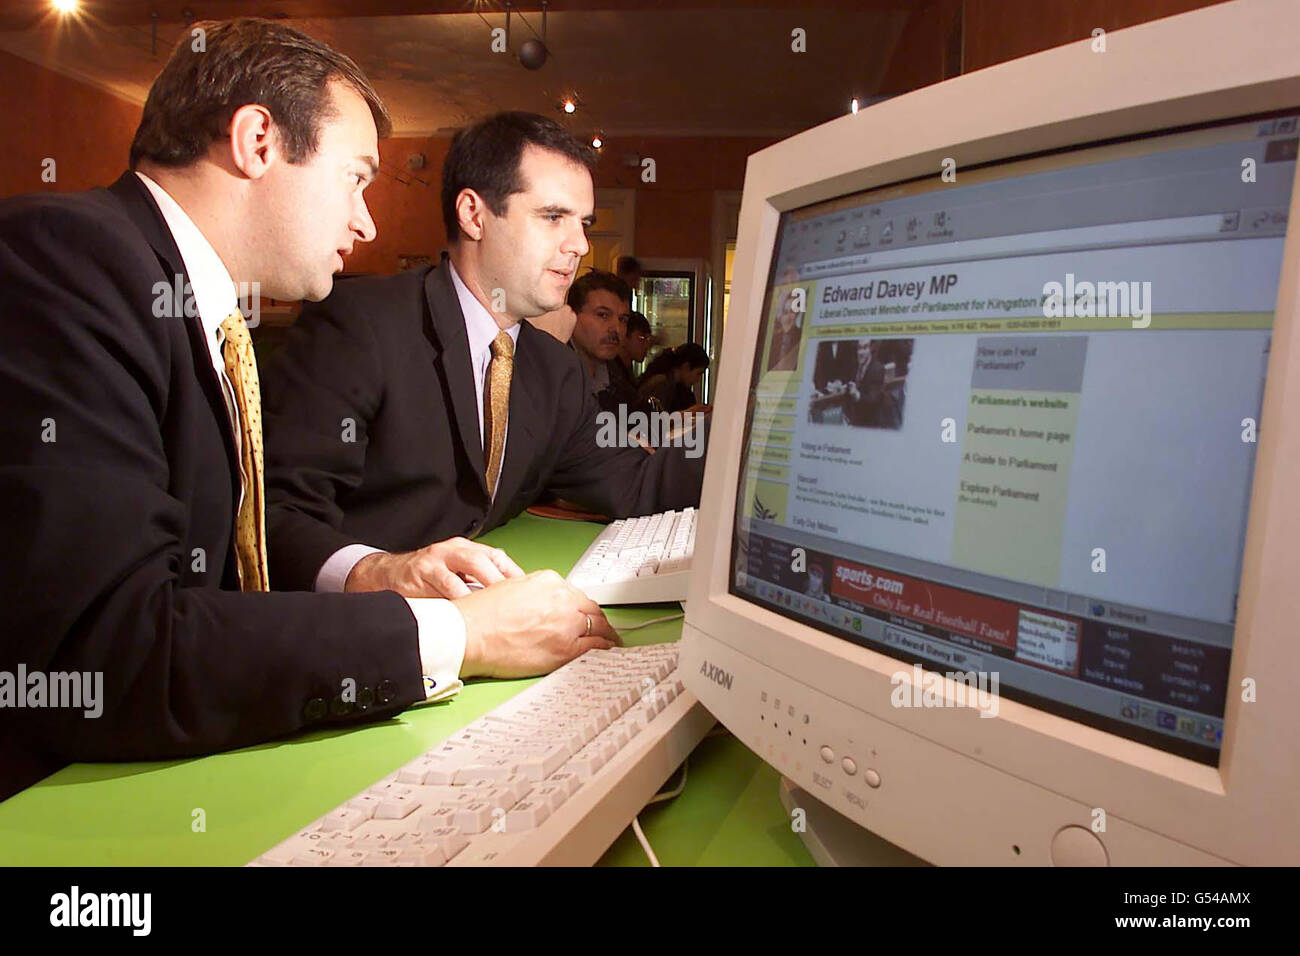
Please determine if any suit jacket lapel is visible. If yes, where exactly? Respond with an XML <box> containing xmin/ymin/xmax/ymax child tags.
<box><xmin>423</xmin><ymin>260</ymin><xmax>489</xmax><ymax>498</ymax></box>
<box><xmin>106</xmin><ymin>171</ymin><xmax>243</xmax><ymax>503</ymax></box>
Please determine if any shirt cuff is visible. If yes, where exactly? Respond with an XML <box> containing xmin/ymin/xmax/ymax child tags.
<box><xmin>406</xmin><ymin>597</ymin><xmax>467</xmax><ymax>704</ymax></box>
<box><xmin>315</xmin><ymin>543</ymin><xmax>385</xmax><ymax>592</ymax></box>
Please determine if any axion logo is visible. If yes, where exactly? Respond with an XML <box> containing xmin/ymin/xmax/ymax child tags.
<box><xmin>700</xmin><ymin>660</ymin><xmax>734</xmax><ymax>690</ymax></box>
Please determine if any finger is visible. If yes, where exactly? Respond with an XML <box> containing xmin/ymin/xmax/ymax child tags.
<box><xmin>455</xmin><ymin>551</ymin><xmax>507</xmax><ymax>588</ymax></box>
<box><xmin>574</xmin><ymin>634</ymin><xmax>620</xmax><ymax>656</ymax></box>
<box><xmin>486</xmin><ymin>546</ymin><xmax>525</xmax><ymax>578</ymax></box>
<box><xmin>430</xmin><ymin>564</ymin><xmax>472</xmax><ymax>598</ymax></box>
<box><xmin>581</xmin><ymin>607</ymin><xmax>620</xmax><ymax>644</ymax></box>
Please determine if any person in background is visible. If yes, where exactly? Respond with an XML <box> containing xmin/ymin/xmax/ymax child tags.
<box><xmin>615</xmin><ymin>255</ymin><xmax>642</xmax><ymax>303</ymax></box>
<box><xmin>605</xmin><ymin>310</ymin><xmax>652</xmax><ymax>413</ymax></box>
<box><xmin>567</xmin><ymin>269</ymin><xmax>632</xmax><ymax>396</ymax></box>
<box><xmin>637</xmin><ymin>343</ymin><xmax>711</xmax><ymax>413</ymax></box>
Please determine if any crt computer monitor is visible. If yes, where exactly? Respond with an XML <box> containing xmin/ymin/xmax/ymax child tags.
<box><xmin>680</xmin><ymin>0</ymin><xmax>1300</xmax><ymax>865</ymax></box>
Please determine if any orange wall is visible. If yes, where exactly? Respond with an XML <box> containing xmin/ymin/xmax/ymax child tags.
<box><xmin>3</xmin><ymin>50</ymin><xmax>773</xmax><ymax>275</ymax></box>
<box><xmin>1</xmin><ymin>49</ymin><xmax>140</xmax><ymax>197</ymax></box>
<box><xmin>344</xmin><ymin>132</ymin><xmax>776</xmax><ymax>274</ymax></box>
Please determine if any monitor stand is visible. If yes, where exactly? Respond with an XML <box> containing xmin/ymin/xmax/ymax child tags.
<box><xmin>779</xmin><ymin>777</ymin><xmax>929</xmax><ymax>867</ymax></box>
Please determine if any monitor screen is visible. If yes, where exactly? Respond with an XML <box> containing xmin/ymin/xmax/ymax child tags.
<box><xmin>730</xmin><ymin>111</ymin><xmax>1298</xmax><ymax>766</ymax></box>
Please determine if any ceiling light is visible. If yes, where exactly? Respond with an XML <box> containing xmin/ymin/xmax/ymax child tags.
<box><xmin>51</xmin><ymin>0</ymin><xmax>80</xmax><ymax>12</ymax></box>
<box><xmin>591</xmin><ymin>136</ymin><xmax>603</xmax><ymax>149</ymax></box>
<box><xmin>562</xmin><ymin>98</ymin><xmax>577</xmax><ymax>114</ymax></box>
<box><xmin>850</xmin><ymin>97</ymin><xmax>860</xmax><ymax>114</ymax></box>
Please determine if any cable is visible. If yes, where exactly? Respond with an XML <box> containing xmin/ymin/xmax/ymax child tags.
<box><xmin>647</xmin><ymin>758</ymin><xmax>688</xmax><ymax>804</ymax></box>
<box><xmin>614</xmin><ymin>612</ymin><xmax>684</xmax><ymax>632</ymax></box>
<box><xmin>631</xmin><ymin>816</ymin><xmax>660</xmax><ymax>867</ymax></box>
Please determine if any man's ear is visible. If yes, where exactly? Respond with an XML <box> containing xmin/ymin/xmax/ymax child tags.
<box><xmin>227</xmin><ymin>104</ymin><xmax>277</xmax><ymax>180</ymax></box>
<box><xmin>455</xmin><ymin>188</ymin><xmax>489</xmax><ymax>241</ymax></box>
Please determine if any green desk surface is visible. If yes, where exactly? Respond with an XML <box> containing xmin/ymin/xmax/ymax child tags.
<box><xmin>0</xmin><ymin>511</ymin><xmax>812</xmax><ymax>867</ymax></box>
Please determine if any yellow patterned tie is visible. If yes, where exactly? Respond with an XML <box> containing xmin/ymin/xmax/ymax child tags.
<box><xmin>219</xmin><ymin>309</ymin><xmax>270</xmax><ymax>592</ymax></box>
<box><xmin>483</xmin><ymin>330</ymin><xmax>514</xmax><ymax>499</ymax></box>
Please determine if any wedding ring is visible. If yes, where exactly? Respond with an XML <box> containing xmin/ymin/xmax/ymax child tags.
<box><xmin>585</xmin><ymin>614</ymin><xmax>592</xmax><ymax>636</ymax></box>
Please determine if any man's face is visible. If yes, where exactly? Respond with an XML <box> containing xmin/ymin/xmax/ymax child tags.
<box><xmin>622</xmin><ymin>326</ymin><xmax>651</xmax><ymax>362</ymax></box>
<box><xmin>857</xmin><ymin>341</ymin><xmax>872</xmax><ymax>364</ymax></box>
<box><xmin>779</xmin><ymin>294</ymin><xmax>798</xmax><ymax>331</ymax></box>
<box><xmin>257</xmin><ymin>80</ymin><xmax>379</xmax><ymax>301</ymax></box>
<box><xmin>477</xmin><ymin>145</ymin><xmax>593</xmax><ymax>320</ymax></box>
<box><xmin>572</xmin><ymin>289</ymin><xmax>630</xmax><ymax>362</ymax></box>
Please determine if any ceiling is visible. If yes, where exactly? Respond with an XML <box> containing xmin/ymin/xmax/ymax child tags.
<box><xmin>0</xmin><ymin>1</ymin><xmax>924</xmax><ymax>137</ymax></box>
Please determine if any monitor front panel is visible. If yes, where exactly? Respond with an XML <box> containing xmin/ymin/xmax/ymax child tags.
<box><xmin>730</xmin><ymin>112</ymin><xmax>1299</xmax><ymax>766</ymax></box>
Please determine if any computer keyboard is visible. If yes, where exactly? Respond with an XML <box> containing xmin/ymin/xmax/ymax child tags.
<box><xmin>567</xmin><ymin>508</ymin><xmax>696</xmax><ymax>604</ymax></box>
<box><xmin>250</xmin><ymin>642</ymin><xmax>714</xmax><ymax>867</ymax></box>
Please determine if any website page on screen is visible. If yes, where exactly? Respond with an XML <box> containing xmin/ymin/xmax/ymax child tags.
<box><xmin>730</xmin><ymin>112</ymin><xmax>1298</xmax><ymax>765</ymax></box>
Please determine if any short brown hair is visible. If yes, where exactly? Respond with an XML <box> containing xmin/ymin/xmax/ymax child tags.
<box><xmin>567</xmin><ymin>269</ymin><xmax>631</xmax><ymax>313</ymax></box>
<box><xmin>130</xmin><ymin>18</ymin><xmax>391</xmax><ymax>169</ymax></box>
<box><xmin>442</xmin><ymin>111</ymin><xmax>597</xmax><ymax>241</ymax></box>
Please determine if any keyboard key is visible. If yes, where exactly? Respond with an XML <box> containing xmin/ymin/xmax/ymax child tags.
<box><xmin>505</xmin><ymin>800</ymin><xmax>551</xmax><ymax>830</ymax></box>
<box><xmin>421</xmin><ymin>826</ymin><xmax>469</xmax><ymax>860</ymax></box>
<box><xmin>397</xmin><ymin>845</ymin><xmax>448</xmax><ymax>867</ymax></box>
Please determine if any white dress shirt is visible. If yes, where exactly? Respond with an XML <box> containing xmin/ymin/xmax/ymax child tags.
<box><xmin>136</xmin><ymin>172</ymin><xmax>463</xmax><ymax>703</ymax></box>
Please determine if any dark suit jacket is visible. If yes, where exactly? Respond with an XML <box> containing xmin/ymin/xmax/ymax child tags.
<box><xmin>261</xmin><ymin>258</ymin><xmax>707</xmax><ymax>591</ymax></box>
<box><xmin>0</xmin><ymin>173</ymin><xmax>424</xmax><ymax>800</ymax></box>
<box><xmin>844</xmin><ymin>358</ymin><xmax>887</xmax><ymax>427</ymax></box>
<box><xmin>813</xmin><ymin>340</ymin><xmax>857</xmax><ymax>392</ymax></box>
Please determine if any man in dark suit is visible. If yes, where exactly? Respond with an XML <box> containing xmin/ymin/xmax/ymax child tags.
<box><xmin>261</xmin><ymin>112</ymin><xmax>707</xmax><ymax>598</ymax></box>
<box><xmin>844</xmin><ymin>340</ymin><xmax>888</xmax><ymax>427</ymax></box>
<box><xmin>812</xmin><ymin>339</ymin><xmax>858</xmax><ymax>394</ymax></box>
<box><xmin>0</xmin><ymin>21</ymin><xmax>614</xmax><ymax>801</ymax></box>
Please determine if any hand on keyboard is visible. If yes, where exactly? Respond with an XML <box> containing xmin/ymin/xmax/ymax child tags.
<box><xmin>347</xmin><ymin>536</ymin><xmax>526</xmax><ymax>598</ymax></box>
<box><xmin>454</xmin><ymin>569</ymin><xmax>621</xmax><ymax>679</ymax></box>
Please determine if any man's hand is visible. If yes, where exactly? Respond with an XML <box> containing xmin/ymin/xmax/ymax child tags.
<box><xmin>454</xmin><ymin>570</ymin><xmax>621</xmax><ymax>679</ymax></box>
<box><xmin>346</xmin><ymin>537</ymin><xmax>525</xmax><ymax>598</ymax></box>
<box><xmin>527</xmin><ymin>305</ymin><xmax>577</xmax><ymax>344</ymax></box>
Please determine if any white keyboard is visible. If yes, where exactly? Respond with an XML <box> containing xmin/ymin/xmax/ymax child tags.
<box><xmin>568</xmin><ymin>508</ymin><xmax>696</xmax><ymax>604</ymax></box>
<box><xmin>251</xmin><ymin>643</ymin><xmax>714</xmax><ymax>867</ymax></box>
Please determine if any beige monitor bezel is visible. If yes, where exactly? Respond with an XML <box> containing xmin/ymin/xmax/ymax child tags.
<box><xmin>686</xmin><ymin>0</ymin><xmax>1300</xmax><ymax>864</ymax></box>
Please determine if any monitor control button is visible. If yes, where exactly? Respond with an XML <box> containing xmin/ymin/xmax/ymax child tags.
<box><xmin>864</xmin><ymin>769</ymin><xmax>881</xmax><ymax>788</ymax></box>
<box><xmin>841</xmin><ymin>757</ymin><xmax>858</xmax><ymax>775</ymax></box>
<box><xmin>1049</xmin><ymin>826</ymin><xmax>1108</xmax><ymax>866</ymax></box>
<box><xmin>819</xmin><ymin>746</ymin><xmax>835</xmax><ymax>763</ymax></box>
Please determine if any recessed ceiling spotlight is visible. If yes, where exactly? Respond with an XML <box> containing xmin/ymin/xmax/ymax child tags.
<box><xmin>51</xmin><ymin>0</ymin><xmax>80</xmax><ymax>13</ymax></box>
<box><xmin>850</xmin><ymin>97</ymin><xmax>860</xmax><ymax>115</ymax></box>
<box><xmin>562</xmin><ymin>98</ymin><xmax>577</xmax><ymax>114</ymax></box>
<box><xmin>591</xmin><ymin>136</ymin><xmax>603</xmax><ymax>149</ymax></box>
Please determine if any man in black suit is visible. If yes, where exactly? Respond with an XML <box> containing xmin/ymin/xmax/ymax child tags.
<box><xmin>0</xmin><ymin>21</ymin><xmax>614</xmax><ymax>800</ymax></box>
<box><xmin>261</xmin><ymin>113</ymin><xmax>707</xmax><ymax>599</ymax></box>
<box><xmin>812</xmin><ymin>339</ymin><xmax>858</xmax><ymax>394</ymax></box>
<box><xmin>844</xmin><ymin>340</ymin><xmax>888</xmax><ymax>427</ymax></box>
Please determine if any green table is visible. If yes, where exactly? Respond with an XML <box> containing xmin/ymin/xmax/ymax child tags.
<box><xmin>0</xmin><ymin>512</ymin><xmax>813</xmax><ymax>867</ymax></box>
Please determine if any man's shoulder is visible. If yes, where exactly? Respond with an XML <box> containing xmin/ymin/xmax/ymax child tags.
<box><xmin>0</xmin><ymin>186</ymin><xmax>136</xmax><ymax>253</ymax></box>
<box><xmin>298</xmin><ymin>264</ymin><xmax>438</xmax><ymax>345</ymax></box>
<box><xmin>517</xmin><ymin>320</ymin><xmax>585</xmax><ymax>370</ymax></box>
<box><xmin>322</xmin><ymin>264</ymin><xmax>434</xmax><ymax>312</ymax></box>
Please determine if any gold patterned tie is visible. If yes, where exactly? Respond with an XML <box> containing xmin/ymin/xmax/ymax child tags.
<box><xmin>219</xmin><ymin>309</ymin><xmax>270</xmax><ymax>592</ymax></box>
<box><xmin>483</xmin><ymin>330</ymin><xmax>514</xmax><ymax>499</ymax></box>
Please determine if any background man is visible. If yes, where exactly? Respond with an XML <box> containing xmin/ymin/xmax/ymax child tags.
<box><xmin>568</xmin><ymin>270</ymin><xmax>632</xmax><ymax>397</ymax></box>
